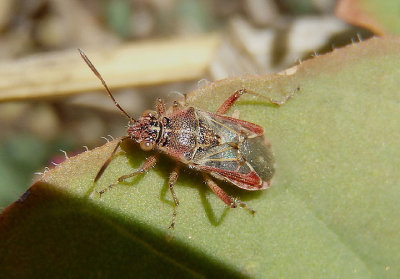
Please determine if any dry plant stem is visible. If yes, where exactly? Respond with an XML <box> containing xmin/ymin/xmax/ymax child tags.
<box><xmin>0</xmin><ymin>35</ymin><xmax>220</xmax><ymax>102</ymax></box>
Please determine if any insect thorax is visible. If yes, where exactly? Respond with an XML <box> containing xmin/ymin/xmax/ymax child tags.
<box><xmin>157</xmin><ymin>107</ymin><xmax>219</xmax><ymax>161</ymax></box>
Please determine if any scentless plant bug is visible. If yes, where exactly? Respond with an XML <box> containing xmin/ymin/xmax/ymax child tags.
<box><xmin>79</xmin><ymin>49</ymin><xmax>296</xmax><ymax>228</ymax></box>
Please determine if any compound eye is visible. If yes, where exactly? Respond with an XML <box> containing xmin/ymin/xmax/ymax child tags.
<box><xmin>141</xmin><ymin>110</ymin><xmax>156</xmax><ymax>117</ymax></box>
<box><xmin>140</xmin><ymin>140</ymin><xmax>154</xmax><ymax>151</ymax></box>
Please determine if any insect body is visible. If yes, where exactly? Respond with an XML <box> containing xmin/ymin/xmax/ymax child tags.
<box><xmin>160</xmin><ymin>107</ymin><xmax>275</xmax><ymax>189</ymax></box>
<box><xmin>79</xmin><ymin>49</ymin><xmax>294</xmax><ymax>228</ymax></box>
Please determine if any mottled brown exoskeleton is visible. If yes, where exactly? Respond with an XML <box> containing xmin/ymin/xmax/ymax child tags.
<box><xmin>79</xmin><ymin>49</ymin><xmax>295</xmax><ymax>228</ymax></box>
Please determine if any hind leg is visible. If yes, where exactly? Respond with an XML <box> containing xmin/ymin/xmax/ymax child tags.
<box><xmin>202</xmin><ymin>173</ymin><xmax>255</xmax><ymax>215</ymax></box>
<box><xmin>216</xmin><ymin>87</ymin><xmax>298</xmax><ymax>115</ymax></box>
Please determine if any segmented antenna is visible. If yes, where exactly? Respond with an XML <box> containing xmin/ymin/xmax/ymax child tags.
<box><xmin>78</xmin><ymin>49</ymin><xmax>135</xmax><ymax>122</ymax></box>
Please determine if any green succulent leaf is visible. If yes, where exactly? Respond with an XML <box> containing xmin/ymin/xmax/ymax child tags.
<box><xmin>1</xmin><ymin>36</ymin><xmax>399</xmax><ymax>278</ymax></box>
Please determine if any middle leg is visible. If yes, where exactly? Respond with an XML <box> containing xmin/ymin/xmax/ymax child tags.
<box><xmin>168</xmin><ymin>165</ymin><xmax>180</xmax><ymax>229</ymax></box>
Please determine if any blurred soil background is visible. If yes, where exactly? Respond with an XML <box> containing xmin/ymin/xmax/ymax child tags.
<box><xmin>0</xmin><ymin>0</ymin><xmax>379</xmax><ymax>207</ymax></box>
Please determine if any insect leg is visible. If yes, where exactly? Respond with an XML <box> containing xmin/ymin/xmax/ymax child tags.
<box><xmin>168</xmin><ymin>166</ymin><xmax>180</xmax><ymax>229</ymax></box>
<box><xmin>95</xmin><ymin>136</ymin><xmax>129</xmax><ymax>182</ymax></box>
<box><xmin>216</xmin><ymin>87</ymin><xmax>299</xmax><ymax>115</ymax></box>
<box><xmin>202</xmin><ymin>173</ymin><xmax>255</xmax><ymax>215</ymax></box>
<box><xmin>216</xmin><ymin>89</ymin><xmax>245</xmax><ymax>115</ymax></box>
<box><xmin>183</xmin><ymin>93</ymin><xmax>188</xmax><ymax>106</ymax></box>
<box><xmin>156</xmin><ymin>98</ymin><xmax>166</xmax><ymax>116</ymax></box>
<box><xmin>244</xmin><ymin>87</ymin><xmax>299</xmax><ymax>106</ymax></box>
<box><xmin>98</xmin><ymin>154</ymin><xmax>158</xmax><ymax>195</ymax></box>
<box><xmin>171</xmin><ymin>93</ymin><xmax>187</xmax><ymax>112</ymax></box>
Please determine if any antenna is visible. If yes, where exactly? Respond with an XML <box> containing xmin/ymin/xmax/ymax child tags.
<box><xmin>78</xmin><ymin>49</ymin><xmax>135</xmax><ymax>122</ymax></box>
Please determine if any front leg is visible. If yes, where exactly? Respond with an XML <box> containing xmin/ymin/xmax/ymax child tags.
<box><xmin>98</xmin><ymin>154</ymin><xmax>158</xmax><ymax>195</ymax></box>
<box><xmin>95</xmin><ymin>136</ymin><xmax>129</xmax><ymax>182</ymax></box>
<box><xmin>156</xmin><ymin>98</ymin><xmax>166</xmax><ymax>116</ymax></box>
<box><xmin>171</xmin><ymin>93</ymin><xmax>188</xmax><ymax>112</ymax></box>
